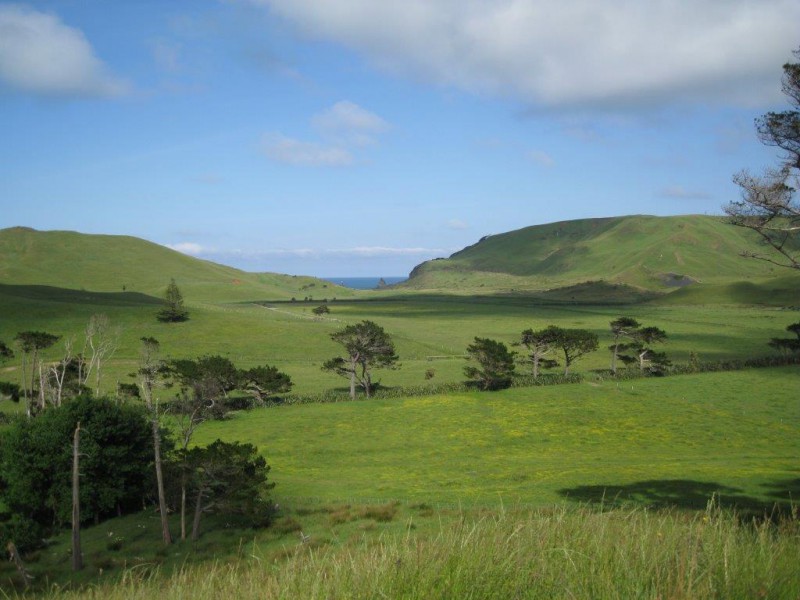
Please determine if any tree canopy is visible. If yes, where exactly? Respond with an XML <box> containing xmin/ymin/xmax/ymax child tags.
<box><xmin>464</xmin><ymin>337</ymin><xmax>516</xmax><ymax>390</ymax></box>
<box><xmin>726</xmin><ymin>48</ymin><xmax>800</xmax><ymax>270</ymax></box>
<box><xmin>157</xmin><ymin>279</ymin><xmax>189</xmax><ymax>322</ymax></box>
<box><xmin>322</xmin><ymin>320</ymin><xmax>398</xmax><ymax>399</ymax></box>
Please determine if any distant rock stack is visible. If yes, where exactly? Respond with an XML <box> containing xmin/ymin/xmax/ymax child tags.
<box><xmin>376</xmin><ymin>278</ymin><xmax>388</xmax><ymax>289</ymax></box>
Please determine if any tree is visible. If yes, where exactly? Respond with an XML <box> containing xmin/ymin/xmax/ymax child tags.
<box><xmin>549</xmin><ymin>327</ymin><xmax>599</xmax><ymax>376</ymax></box>
<box><xmin>322</xmin><ymin>320</ymin><xmax>398</xmax><ymax>399</ymax></box>
<box><xmin>136</xmin><ymin>336</ymin><xmax>172</xmax><ymax>545</ymax></box>
<box><xmin>726</xmin><ymin>48</ymin><xmax>800</xmax><ymax>270</ymax></box>
<box><xmin>157</xmin><ymin>278</ymin><xmax>189</xmax><ymax>322</ymax></box>
<box><xmin>312</xmin><ymin>304</ymin><xmax>330</xmax><ymax>316</ymax></box>
<box><xmin>13</xmin><ymin>331</ymin><xmax>60</xmax><ymax>416</ymax></box>
<box><xmin>517</xmin><ymin>327</ymin><xmax>559</xmax><ymax>379</ymax></box>
<box><xmin>239</xmin><ymin>365</ymin><xmax>293</xmax><ymax>405</ymax></box>
<box><xmin>464</xmin><ymin>337</ymin><xmax>516</xmax><ymax>390</ymax></box>
<box><xmin>768</xmin><ymin>321</ymin><xmax>800</xmax><ymax>355</ymax></box>
<box><xmin>168</xmin><ymin>355</ymin><xmax>239</xmax><ymax>399</ymax></box>
<box><xmin>0</xmin><ymin>396</ymin><xmax>153</xmax><ymax>551</ymax></box>
<box><xmin>184</xmin><ymin>440</ymin><xmax>275</xmax><ymax>540</ymax></box>
<box><xmin>81</xmin><ymin>314</ymin><xmax>118</xmax><ymax>395</ymax></box>
<box><xmin>622</xmin><ymin>326</ymin><xmax>669</xmax><ymax>373</ymax></box>
<box><xmin>608</xmin><ymin>317</ymin><xmax>640</xmax><ymax>375</ymax></box>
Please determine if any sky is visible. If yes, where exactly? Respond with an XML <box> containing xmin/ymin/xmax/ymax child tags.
<box><xmin>0</xmin><ymin>1</ymin><xmax>797</xmax><ymax>277</ymax></box>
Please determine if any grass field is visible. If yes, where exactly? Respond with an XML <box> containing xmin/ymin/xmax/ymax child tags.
<box><xmin>193</xmin><ymin>368</ymin><xmax>800</xmax><ymax>508</ymax></box>
<box><xmin>1</xmin><ymin>284</ymin><xmax>797</xmax><ymax>397</ymax></box>
<box><xmin>1</xmin><ymin>223</ymin><xmax>799</xmax><ymax>597</ymax></box>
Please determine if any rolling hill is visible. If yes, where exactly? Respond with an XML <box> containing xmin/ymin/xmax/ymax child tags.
<box><xmin>0</xmin><ymin>227</ymin><xmax>353</xmax><ymax>303</ymax></box>
<box><xmin>401</xmin><ymin>215</ymin><xmax>800</xmax><ymax>300</ymax></box>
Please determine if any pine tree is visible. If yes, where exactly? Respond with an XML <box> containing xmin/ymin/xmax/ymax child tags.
<box><xmin>157</xmin><ymin>279</ymin><xmax>189</xmax><ymax>322</ymax></box>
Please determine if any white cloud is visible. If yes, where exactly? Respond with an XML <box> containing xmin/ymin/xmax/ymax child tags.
<box><xmin>261</xmin><ymin>134</ymin><xmax>354</xmax><ymax>166</ymax></box>
<box><xmin>447</xmin><ymin>219</ymin><xmax>469</xmax><ymax>230</ymax></box>
<box><xmin>263</xmin><ymin>101</ymin><xmax>389</xmax><ymax>166</ymax></box>
<box><xmin>326</xmin><ymin>246</ymin><xmax>447</xmax><ymax>257</ymax></box>
<box><xmin>0</xmin><ymin>5</ymin><xmax>128</xmax><ymax>97</ymax></box>
<box><xmin>658</xmin><ymin>186</ymin><xmax>713</xmax><ymax>200</ymax></box>
<box><xmin>166</xmin><ymin>242</ymin><xmax>206</xmax><ymax>256</ymax></box>
<box><xmin>527</xmin><ymin>150</ymin><xmax>555</xmax><ymax>168</ymax></box>
<box><xmin>247</xmin><ymin>0</ymin><xmax>798</xmax><ymax>109</ymax></box>
<box><xmin>312</xmin><ymin>100</ymin><xmax>390</xmax><ymax>146</ymax></box>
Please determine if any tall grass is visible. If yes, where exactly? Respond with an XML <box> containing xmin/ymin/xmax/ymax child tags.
<box><xmin>42</xmin><ymin>504</ymin><xmax>800</xmax><ymax>599</ymax></box>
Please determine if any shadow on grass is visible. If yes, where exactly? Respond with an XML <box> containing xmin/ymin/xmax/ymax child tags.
<box><xmin>557</xmin><ymin>478</ymin><xmax>799</xmax><ymax>519</ymax></box>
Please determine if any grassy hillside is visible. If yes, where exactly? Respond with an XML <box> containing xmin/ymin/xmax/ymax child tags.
<box><xmin>0</xmin><ymin>227</ymin><xmax>355</xmax><ymax>302</ymax></box>
<box><xmin>402</xmin><ymin>215</ymin><xmax>800</xmax><ymax>298</ymax></box>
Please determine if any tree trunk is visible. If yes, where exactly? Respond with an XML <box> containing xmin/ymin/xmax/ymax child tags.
<box><xmin>151</xmin><ymin>414</ymin><xmax>172</xmax><ymax>545</ymax></box>
<box><xmin>611</xmin><ymin>338</ymin><xmax>620</xmax><ymax>374</ymax></box>
<box><xmin>180</xmin><ymin>477</ymin><xmax>187</xmax><ymax>541</ymax></box>
<box><xmin>72</xmin><ymin>422</ymin><xmax>82</xmax><ymax>571</ymax></box>
<box><xmin>532</xmin><ymin>354</ymin><xmax>540</xmax><ymax>379</ymax></box>
<box><xmin>191</xmin><ymin>487</ymin><xmax>205</xmax><ymax>541</ymax></box>
<box><xmin>349</xmin><ymin>367</ymin><xmax>356</xmax><ymax>400</ymax></box>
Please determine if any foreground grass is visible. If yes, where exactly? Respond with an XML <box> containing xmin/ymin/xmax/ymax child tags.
<box><xmin>32</xmin><ymin>504</ymin><xmax>800</xmax><ymax>600</ymax></box>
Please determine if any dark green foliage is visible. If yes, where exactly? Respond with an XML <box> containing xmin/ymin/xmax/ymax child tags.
<box><xmin>157</xmin><ymin>279</ymin><xmax>189</xmax><ymax>322</ymax></box>
<box><xmin>239</xmin><ymin>365</ymin><xmax>293</xmax><ymax>405</ymax></box>
<box><xmin>619</xmin><ymin>326</ymin><xmax>669</xmax><ymax>373</ymax></box>
<box><xmin>768</xmin><ymin>321</ymin><xmax>800</xmax><ymax>355</ymax></box>
<box><xmin>312</xmin><ymin>304</ymin><xmax>330</xmax><ymax>315</ymax></box>
<box><xmin>0</xmin><ymin>340</ymin><xmax>12</xmax><ymax>361</ymax></box>
<box><xmin>609</xmin><ymin>317</ymin><xmax>640</xmax><ymax>374</ymax></box>
<box><xmin>0</xmin><ymin>381</ymin><xmax>21</xmax><ymax>402</ymax></box>
<box><xmin>323</xmin><ymin>320</ymin><xmax>398</xmax><ymax>398</ymax></box>
<box><xmin>168</xmin><ymin>355</ymin><xmax>239</xmax><ymax>397</ymax></box>
<box><xmin>518</xmin><ymin>327</ymin><xmax>559</xmax><ymax>378</ymax></box>
<box><xmin>464</xmin><ymin>337</ymin><xmax>516</xmax><ymax>391</ymax></box>
<box><xmin>0</xmin><ymin>396</ymin><xmax>154</xmax><ymax>551</ymax></box>
<box><xmin>547</xmin><ymin>327</ymin><xmax>599</xmax><ymax>375</ymax></box>
<box><xmin>184</xmin><ymin>440</ymin><xmax>275</xmax><ymax>539</ymax></box>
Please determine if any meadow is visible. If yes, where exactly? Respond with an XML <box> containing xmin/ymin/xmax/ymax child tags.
<box><xmin>1</xmin><ymin>224</ymin><xmax>799</xmax><ymax>597</ymax></box>
<box><xmin>0</xmin><ymin>284</ymin><xmax>796</xmax><ymax>396</ymax></box>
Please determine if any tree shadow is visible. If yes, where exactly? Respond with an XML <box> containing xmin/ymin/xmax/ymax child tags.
<box><xmin>557</xmin><ymin>478</ymin><xmax>798</xmax><ymax>520</ymax></box>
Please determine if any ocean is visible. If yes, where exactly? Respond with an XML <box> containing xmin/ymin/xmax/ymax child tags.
<box><xmin>323</xmin><ymin>276</ymin><xmax>407</xmax><ymax>290</ymax></box>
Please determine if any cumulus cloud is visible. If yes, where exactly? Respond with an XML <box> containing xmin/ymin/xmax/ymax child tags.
<box><xmin>263</xmin><ymin>101</ymin><xmax>389</xmax><ymax>166</ymax></box>
<box><xmin>658</xmin><ymin>186</ymin><xmax>713</xmax><ymax>200</ymax></box>
<box><xmin>261</xmin><ymin>134</ymin><xmax>354</xmax><ymax>166</ymax></box>
<box><xmin>0</xmin><ymin>5</ymin><xmax>128</xmax><ymax>97</ymax></box>
<box><xmin>246</xmin><ymin>0</ymin><xmax>798</xmax><ymax>109</ymax></box>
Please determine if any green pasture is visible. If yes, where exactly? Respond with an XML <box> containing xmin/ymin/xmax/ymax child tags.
<box><xmin>194</xmin><ymin>367</ymin><xmax>800</xmax><ymax>508</ymax></box>
<box><xmin>1</xmin><ymin>284</ymin><xmax>797</xmax><ymax>397</ymax></box>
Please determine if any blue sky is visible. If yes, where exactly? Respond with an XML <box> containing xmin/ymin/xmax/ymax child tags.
<box><xmin>1</xmin><ymin>1</ymin><xmax>797</xmax><ymax>276</ymax></box>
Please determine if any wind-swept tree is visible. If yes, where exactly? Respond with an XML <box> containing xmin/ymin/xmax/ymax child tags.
<box><xmin>239</xmin><ymin>365</ymin><xmax>293</xmax><ymax>405</ymax></box>
<box><xmin>549</xmin><ymin>327</ymin><xmax>599</xmax><ymax>376</ymax></box>
<box><xmin>517</xmin><ymin>327</ymin><xmax>559</xmax><ymax>379</ymax></box>
<box><xmin>623</xmin><ymin>326</ymin><xmax>669</xmax><ymax>373</ymax></box>
<box><xmin>726</xmin><ymin>48</ymin><xmax>800</xmax><ymax>270</ymax></box>
<box><xmin>464</xmin><ymin>337</ymin><xmax>516</xmax><ymax>390</ymax></box>
<box><xmin>609</xmin><ymin>317</ymin><xmax>640</xmax><ymax>375</ymax></box>
<box><xmin>322</xmin><ymin>320</ymin><xmax>398</xmax><ymax>399</ymax></box>
<box><xmin>157</xmin><ymin>279</ymin><xmax>189</xmax><ymax>322</ymax></box>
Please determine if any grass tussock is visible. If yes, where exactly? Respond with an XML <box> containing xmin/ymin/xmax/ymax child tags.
<box><xmin>38</xmin><ymin>504</ymin><xmax>800</xmax><ymax>600</ymax></box>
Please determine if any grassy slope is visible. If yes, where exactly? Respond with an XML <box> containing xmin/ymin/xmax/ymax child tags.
<box><xmin>0</xmin><ymin>227</ymin><xmax>355</xmax><ymax>302</ymax></box>
<box><xmin>195</xmin><ymin>368</ymin><xmax>800</xmax><ymax>507</ymax></box>
<box><xmin>401</xmin><ymin>215</ymin><xmax>800</xmax><ymax>297</ymax></box>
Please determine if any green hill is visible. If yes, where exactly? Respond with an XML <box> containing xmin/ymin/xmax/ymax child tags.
<box><xmin>0</xmin><ymin>227</ymin><xmax>353</xmax><ymax>303</ymax></box>
<box><xmin>402</xmin><ymin>215</ymin><xmax>800</xmax><ymax>300</ymax></box>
